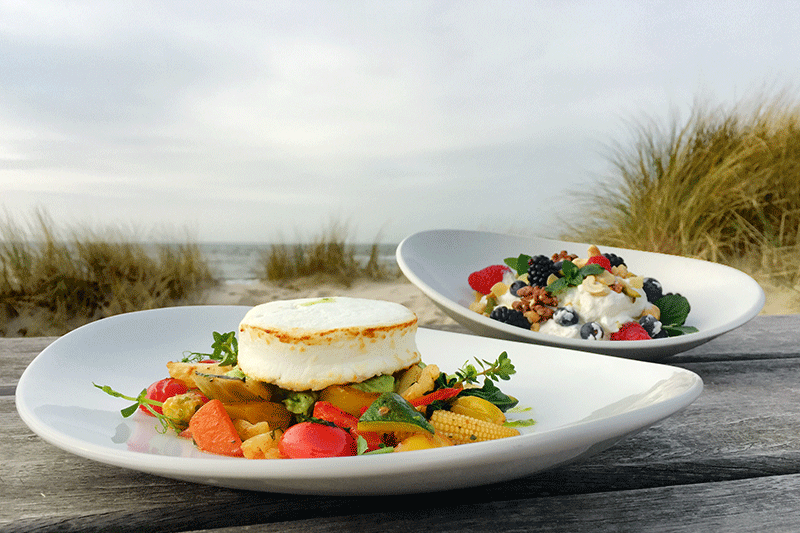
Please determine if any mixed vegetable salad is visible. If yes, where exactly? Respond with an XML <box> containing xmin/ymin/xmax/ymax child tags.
<box><xmin>95</xmin><ymin>332</ymin><xmax>533</xmax><ymax>459</ymax></box>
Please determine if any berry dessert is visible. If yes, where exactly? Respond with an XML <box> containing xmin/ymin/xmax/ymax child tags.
<box><xmin>467</xmin><ymin>245</ymin><xmax>697</xmax><ymax>341</ymax></box>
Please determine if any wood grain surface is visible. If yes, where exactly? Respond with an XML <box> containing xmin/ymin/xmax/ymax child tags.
<box><xmin>3</xmin><ymin>316</ymin><xmax>799</xmax><ymax>532</ymax></box>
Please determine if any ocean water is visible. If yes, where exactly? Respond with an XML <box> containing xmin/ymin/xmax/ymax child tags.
<box><xmin>199</xmin><ymin>242</ymin><xmax>399</xmax><ymax>284</ymax></box>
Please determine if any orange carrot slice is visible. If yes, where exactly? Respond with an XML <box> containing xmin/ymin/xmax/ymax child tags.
<box><xmin>188</xmin><ymin>399</ymin><xmax>244</xmax><ymax>457</ymax></box>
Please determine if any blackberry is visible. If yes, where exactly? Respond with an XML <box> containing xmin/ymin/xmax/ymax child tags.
<box><xmin>527</xmin><ymin>255</ymin><xmax>558</xmax><ymax>287</ymax></box>
<box><xmin>639</xmin><ymin>315</ymin><xmax>667</xmax><ymax>338</ymax></box>
<box><xmin>642</xmin><ymin>277</ymin><xmax>663</xmax><ymax>303</ymax></box>
<box><xmin>509</xmin><ymin>280</ymin><xmax>528</xmax><ymax>297</ymax></box>
<box><xmin>580</xmin><ymin>322</ymin><xmax>604</xmax><ymax>340</ymax></box>
<box><xmin>603</xmin><ymin>253</ymin><xmax>626</xmax><ymax>268</ymax></box>
<box><xmin>553</xmin><ymin>306</ymin><xmax>580</xmax><ymax>327</ymax></box>
<box><xmin>489</xmin><ymin>306</ymin><xmax>531</xmax><ymax>330</ymax></box>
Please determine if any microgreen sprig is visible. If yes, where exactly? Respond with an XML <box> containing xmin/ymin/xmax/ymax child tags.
<box><xmin>92</xmin><ymin>383</ymin><xmax>179</xmax><ymax>433</ymax></box>
<box><xmin>453</xmin><ymin>351</ymin><xmax>516</xmax><ymax>385</ymax></box>
<box><xmin>182</xmin><ymin>331</ymin><xmax>238</xmax><ymax>366</ymax></box>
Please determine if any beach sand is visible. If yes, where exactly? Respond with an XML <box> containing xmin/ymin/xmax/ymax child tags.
<box><xmin>198</xmin><ymin>277</ymin><xmax>468</xmax><ymax>331</ymax></box>
<box><xmin>199</xmin><ymin>276</ymin><xmax>800</xmax><ymax>328</ymax></box>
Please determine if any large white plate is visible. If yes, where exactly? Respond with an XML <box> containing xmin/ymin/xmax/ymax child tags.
<box><xmin>397</xmin><ymin>229</ymin><xmax>765</xmax><ymax>360</ymax></box>
<box><xmin>16</xmin><ymin>305</ymin><xmax>703</xmax><ymax>495</ymax></box>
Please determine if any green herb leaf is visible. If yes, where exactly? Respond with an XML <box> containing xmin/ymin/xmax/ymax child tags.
<box><xmin>656</xmin><ymin>294</ymin><xmax>691</xmax><ymax>326</ymax></box>
<box><xmin>452</xmin><ymin>351</ymin><xmax>516</xmax><ymax>385</ymax></box>
<box><xmin>504</xmin><ymin>254</ymin><xmax>531</xmax><ymax>276</ymax></box>
<box><xmin>458</xmin><ymin>379</ymin><xmax>519</xmax><ymax>412</ymax></box>
<box><xmin>663</xmin><ymin>324</ymin><xmax>699</xmax><ymax>336</ymax></box>
<box><xmin>545</xmin><ymin>260</ymin><xmax>605</xmax><ymax>294</ymax></box>
<box><xmin>93</xmin><ymin>383</ymin><xmax>177</xmax><ymax>433</ymax></box>
<box><xmin>183</xmin><ymin>331</ymin><xmax>238</xmax><ymax>365</ymax></box>
<box><xmin>504</xmin><ymin>418</ymin><xmax>537</xmax><ymax>428</ymax></box>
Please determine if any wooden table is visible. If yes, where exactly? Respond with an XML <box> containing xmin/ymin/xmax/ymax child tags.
<box><xmin>3</xmin><ymin>315</ymin><xmax>800</xmax><ymax>532</ymax></box>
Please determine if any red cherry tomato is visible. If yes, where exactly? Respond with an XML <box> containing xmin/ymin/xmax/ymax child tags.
<box><xmin>140</xmin><ymin>378</ymin><xmax>188</xmax><ymax>416</ymax></box>
<box><xmin>313</xmin><ymin>401</ymin><xmax>383</xmax><ymax>452</ymax></box>
<box><xmin>278</xmin><ymin>421</ymin><xmax>356</xmax><ymax>458</ymax></box>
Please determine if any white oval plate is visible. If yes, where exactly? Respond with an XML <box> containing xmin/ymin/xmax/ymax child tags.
<box><xmin>397</xmin><ymin>229</ymin><xmax>765</xmax><ymax>360</ymax></box>
<box><xmin>16</xmin><ymin>306</ymin><xmax>702</xmax><ymax>495</ymax></box>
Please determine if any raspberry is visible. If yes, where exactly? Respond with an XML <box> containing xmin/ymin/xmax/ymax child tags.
<box><xmin>586</xmin><ymin>255</ymin><xmax>612</xmax><ymax>273</ymax></box>
<box><xmin>468</xmin><ymin>265</ymin><xmax>511</xmax><ymax>295</ymax></box>
<box><xmin>610</xmin><ymin>322</ymin><xmax>652</xmax><ymax>341</ymax></box>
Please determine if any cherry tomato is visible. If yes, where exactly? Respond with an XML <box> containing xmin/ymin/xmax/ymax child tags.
<box><xmin>313</xmin><ymin>401</ymin><xmax>383</xmax><ymax>452</ymax></box>
<box><xmin>140</xmin><ymin>378</ymin><xmax>188</xmax><ymax>416</ymax></box>
<box><xmin>278</xmin><ymin>421</ymin><xmax>356</xmax><ymax>458</ymax></box>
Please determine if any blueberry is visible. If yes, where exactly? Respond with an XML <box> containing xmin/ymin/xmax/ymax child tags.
<box><xmin>489</xmin><ymin>306</ymin><xmax>531</xmax><ymax>330</ymax></box>
<box><xmin>639</xmin><ymin>314</ymin><xmax>667</xmax><ymax>338</ymax></box>
<box><xmin>580</xmin><ymin>322</ymin><xmax>604</xmax><ymax>340</ymax></box>
<box><xmin>603</xmin><ymin>253</ymin><xmax>626</xmax><ymax>268</ymax></box>
<box><xmin>509</xmin><ymin>280</ymin><xmax>528</xmax><ymax>297</ymax></box>
<box><xmin>642</xmin><ymin>278</ymin><xmax>663</xmax><ymax>303</ymax></box>
<box><xmin>553</xmin><ymin>306</ymin><xmax>580</xmax><ymax>327</ymax></box>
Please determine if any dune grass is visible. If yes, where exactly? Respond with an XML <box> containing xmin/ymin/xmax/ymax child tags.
<box><xmin>259</xmin><ymin>222</ymin><xmax>398</xmax><ymax>287</ymax></box>
<box><xmin>562</xmin><ymin>93</ymin><xmax>800</xmax><ymax>290</ymax></box>
<box><xmin>0</xmin><ymin>210</ymin><xmax>216</xmax><ymax>337</ymax></box>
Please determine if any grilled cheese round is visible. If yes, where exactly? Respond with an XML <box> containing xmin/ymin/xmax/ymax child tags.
<box><xmin>237</xmin><ymin>297</ymin><xmax>420</xmax><ymax>391</ymax></box>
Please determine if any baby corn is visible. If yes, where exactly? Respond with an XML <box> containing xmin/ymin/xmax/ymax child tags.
<box><xmin>430</xmin><ymin>410</ymin><xmax>519</xmax><ymax>445</ymax></box>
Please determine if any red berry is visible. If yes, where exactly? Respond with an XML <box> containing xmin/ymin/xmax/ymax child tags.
<box><xmin>586</xmin><ymin>255</ymin><xmax>612</xmax><ymax>273</ymax></box>
<box><xmin>611</xmin><ymin>322</ymin><xmax>652</xmax><ymax>341</ymax></box>
<box><xmin>468</xmin><ymin>265</ymin><xmax>511</xmax><ymax>295</ymax></box>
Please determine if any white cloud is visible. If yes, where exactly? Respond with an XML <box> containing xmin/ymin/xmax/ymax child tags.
<box><xmin>1</xmin><ymin>1</ymin><xmax>800</xmax><ymax>243</ymax></box>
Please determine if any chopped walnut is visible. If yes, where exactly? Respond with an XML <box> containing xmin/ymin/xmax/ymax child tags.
<box><xmin>513</xmin><ymin>285</ymin><xmax>558</xmax><ymax>323</ymax></box>
<box><xmin>551</xmin><ymin>250</ymin><xmax>578</xmax><ymax>263</ymax></box>
<box><xmin>609</xmin><ymin>282</ymin><xmax>625</xmax><ymax>293</ymax></box>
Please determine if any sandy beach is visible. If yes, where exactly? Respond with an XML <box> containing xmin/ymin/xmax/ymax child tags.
<box><xmin>199</xmin><ymin>277</ymin><xmax>466</xmax><ymax>330</ymax></box>
<box><xmin>200</xmin><ymin>276</ymin><xmax>800</xmax><ymax>328</ymax></box>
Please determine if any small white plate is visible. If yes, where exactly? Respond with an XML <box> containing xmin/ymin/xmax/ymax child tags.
<box><xmin>397</xmin><ymin>229</ymin><xmax>765</xmax><ymax>360</ymax></box>
<box><xmin>16</xmin><ymin>306</ymin><xmax>702</xmax><ymax>495</ymax></box>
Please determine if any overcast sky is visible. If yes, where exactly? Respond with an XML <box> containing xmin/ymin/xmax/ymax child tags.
<box><xmin>2</xmin><ymin>1</ymin><xmax>799</xmax><ymax>243</ymax></box>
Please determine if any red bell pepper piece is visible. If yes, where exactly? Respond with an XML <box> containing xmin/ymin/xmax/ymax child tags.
<box><xmin>409</xmin><ymin>387</ymin><xmax>462</xmax><ymax>407</ymax></box>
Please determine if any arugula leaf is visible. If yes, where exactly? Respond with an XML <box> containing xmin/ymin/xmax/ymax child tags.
<box><xmin>458</xmin><ymin>379</ymin><xmax>519</xmax><ymax>412</ymax></box>
<box><xmin>357</xmin><ymin>436</ymin><xmax>395</xmax><ymax>455</ymax></box>
<box><xmin>504</xmin><ymin>254</ymin><xmax>531</xmax><ymax>276</ymax></box>
<box><xmin>545</xmin><ymin>260</ymin><xmax>605</xmax><ymax>294</ymax></box>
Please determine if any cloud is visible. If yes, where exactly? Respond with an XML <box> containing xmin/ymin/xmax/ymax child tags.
<box><xmin>1</xmin><ymin>1</ymin><xmax>800</xmax><ymax>243</ymax></box>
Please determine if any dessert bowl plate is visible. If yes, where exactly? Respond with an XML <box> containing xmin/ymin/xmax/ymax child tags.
<box><xmin>17</xmin><ymin>305</ymin><xmax>702</xmax><ymax>495</ymax></box>
<box><xmin>396</xmin><ymin>229</ymin><xmax>765</xmax><ymax>360</ymax></box>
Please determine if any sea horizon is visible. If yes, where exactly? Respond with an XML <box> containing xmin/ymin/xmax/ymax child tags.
<box><xmin>197</xmin><ymin>241</ymin><xmax>400</xmax><ymax>284</ymax></box>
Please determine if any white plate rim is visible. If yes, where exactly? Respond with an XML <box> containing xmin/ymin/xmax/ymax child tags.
<box><xmin>15</xmin><ymin>305</ymin><xmax>704</xmax><ymax>495</ymax></box>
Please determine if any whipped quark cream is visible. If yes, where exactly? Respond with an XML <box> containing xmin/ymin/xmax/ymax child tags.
<box><xmin>538</xmin><ymin>283</ymin><xmax>650</xmax><ymax>339</ymax></box>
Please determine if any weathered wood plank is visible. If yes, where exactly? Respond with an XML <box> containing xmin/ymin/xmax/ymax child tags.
<box><xmin>5</xmin><ymin>355</ymin><xmax>800</xmax><ymax>531</ymax></box>
<box><xmin>179</xmin><ymin>474</ymin><xmax>800</xmax><ymax>533</ymax></box>
<box><xmin>0</xmin><ymin>337</ymin><xmax>56</xmax><ymax>392</ymax></box>
<box><xmin>672</xmin><ymin>314</ymin><xmax>799</xmax><ymax>363</ymax></box>
<box><xmin>6</xmin><ymin>473</ymin><xmax>800</xmax><ymax>533</ymax></box>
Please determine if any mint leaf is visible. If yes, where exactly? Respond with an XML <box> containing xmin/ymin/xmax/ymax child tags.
<box><xmin>663</xmin><ymin>324</ymin><xmax>699</xmax><ymax>336</ymax></box>
<box><xmin>656</xmin><ymin>294</ymin><xmax>691</xmax><ymax>326</ymax></box>
<box><xmin>545</xmin><ymin>261</ymin><xmax>605</xmax><ymax>294</ymax></box>
<box><xmin>504</xmin><ymin>254</ymin><xmax>531</xmax><ymax>276</ymax></box>
<box><xmin>545</xmin><ymin>277</ymin><xmax>569</xmax><ymax>294</ymax></box>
